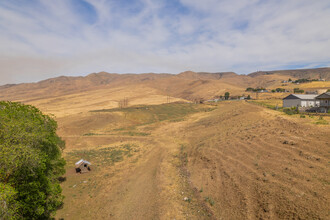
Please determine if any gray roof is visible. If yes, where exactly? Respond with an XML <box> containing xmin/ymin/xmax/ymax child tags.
<box><xmin>316</xmin><ymin>92</ymin><xmax>330</xmax><ymax>99</ymax></box>
<box><xmin>291</xmin><ymin>94</ymin><xmax>318</xmax><ymax>99</ymax></box>
<box><xmin>283</xmin><ymin>94</ymin><xmax>318</xmax><ymax>100</ymax></box>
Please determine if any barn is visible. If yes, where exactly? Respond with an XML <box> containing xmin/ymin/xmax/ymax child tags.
<box><xmin>282</xmin><ymin>94</ymin><xmax>319</xmax><ymax>108</ymax></box>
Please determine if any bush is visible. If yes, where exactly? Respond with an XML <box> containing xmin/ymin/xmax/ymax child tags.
<box><xmin>0</xmin><ymin>101</ymin><xmax>65</xmax><ymax>219</ymax></box>
<box><xmin>283</xmin><ymin>107</ymin><xmax>298</xmax><ymax>115</ymax></box>
<box><xmin>294</xmin><ymin>88</ymin><xmax>304</xmax><ymax>93</ymax></box>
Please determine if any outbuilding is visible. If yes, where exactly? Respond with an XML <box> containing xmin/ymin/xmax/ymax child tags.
<box><xmin>282</xmin><ymin>94</ymin><xmax>319</xmax><ymax>108</ymax></box>
<box><xmin>75</xmin><ymin>159</ymin><xmax>91</xmax><ymax>173</ymax></box>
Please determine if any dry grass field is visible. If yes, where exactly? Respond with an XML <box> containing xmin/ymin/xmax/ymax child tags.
<box><xmin>1</xmin><ymin>69</ymin><xmax>329</xmax><ymax>219</ymax></box>
<box><xmin>50</xmin><ymin>100</ymin><xmax>329</xmax><ymax>220</ymax></box>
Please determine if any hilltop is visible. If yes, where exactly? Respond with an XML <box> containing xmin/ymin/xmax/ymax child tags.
<box><xmin>249</xmin><ymin>67</ymin><xmax>330</xmax><ymax>79</ymax></box>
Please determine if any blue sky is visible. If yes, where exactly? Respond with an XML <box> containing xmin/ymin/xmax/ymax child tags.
<box><xmin>0</xmin><ymin>0</ymin><xmax>330</xmax><ymax>84</ymax></box>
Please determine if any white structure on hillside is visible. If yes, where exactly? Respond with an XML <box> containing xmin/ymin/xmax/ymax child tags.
<box><xmin>75</xmin><ymin>159</ymin><xmax>91</xmax><ymax>173</ymax></box>
<box><xmin>282</xmin><ymin>94</ymin><xmax>320</xmax><ymax>108</ymax></box>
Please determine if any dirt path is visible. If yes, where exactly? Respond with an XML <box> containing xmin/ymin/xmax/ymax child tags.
<box><xmin>104</xmin><ymin>144</ymin><xmax>164</xmax><ymax>219</ymax></box>
<box><xmin>101</xmin><ymin>118</ymin><xmax>212</xmax><ymax>219</ymax></box>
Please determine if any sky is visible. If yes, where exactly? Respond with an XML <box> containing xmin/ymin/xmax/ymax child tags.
<box><xmin>0</xmin><ymin>0</ymin><xmax>330</xmax><ymax>84</ymax></box>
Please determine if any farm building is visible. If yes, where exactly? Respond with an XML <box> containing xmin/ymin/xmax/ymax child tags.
<box><xmin>282</xmin><ymin>94</ymin><xmax>320</xmax><ymax>108</ymax></box>
<box><xmin>75</xmin><ymin>159</ymin><xmax>91</xmax><ymax>173</ymax></box>
<box><xmin>315</xmin><ymin>92</ymin><xmax>330</xmax><ymax>112</ymax></box>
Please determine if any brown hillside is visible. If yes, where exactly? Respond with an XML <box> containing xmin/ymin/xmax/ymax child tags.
<box><xmin>0</xmin><ymin>68</ymin><xmax>329</xmax><ymax>108</ymax></box>
<box><xmin>249</xmin><ymin>67</ymin><xmax>330</xmax><ymax>80</ymax></box>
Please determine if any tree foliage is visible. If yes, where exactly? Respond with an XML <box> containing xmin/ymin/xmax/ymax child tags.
<box><xmin>294</xmin><ymin>88</ymin><xmax>304</xmax><ymax>93</ymax></box>
<box><xmin>224</xmin><ymin>92</ymin><xmax>230</xmax><ymax>100</ymax></box>
<box><xmin>0</xmin><ymin>101</ymin><xmax>65</xmax><ymax>219</ymax></box>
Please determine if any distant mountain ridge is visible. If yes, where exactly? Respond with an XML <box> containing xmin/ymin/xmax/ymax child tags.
<box><xmin>0</xmin><ymin>67</ymin><xmax>329</xmax><ymax>102</ymax></box>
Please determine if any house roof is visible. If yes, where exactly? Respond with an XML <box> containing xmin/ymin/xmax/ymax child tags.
<box><xmin>316</xmin><ymin>92</ymin><xmax>330</xmax><ymax>99</ymax></box>
<box><xmin>75</xmin><ymin>159</ymin><xmax>91</xmax><ymax>168</ymax></box>
<box><xmin>283</xmin><ymin>94</ymin><xmax>318</xmax><ymax>100</ymax></box>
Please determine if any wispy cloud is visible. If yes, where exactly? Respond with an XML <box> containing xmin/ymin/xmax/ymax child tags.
<box><xmin>0</xmin><ymin>0</ymin><xmax>330</xmax><ymax>84</ymax></box>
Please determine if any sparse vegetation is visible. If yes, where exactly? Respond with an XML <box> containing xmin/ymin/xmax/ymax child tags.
<box><xmin>179</xmin><ymin>144</ymin><xmax>188</xmax><ymax>166</ymax></box>
<box><xmin>205</xmin><ymin>197</ymin><xmax>215</xmax><ymax>206</ymax></box>
<box><xmin>121</xmin><ymin>131</ymin><xmax>150</xmax><ymax>136</ymax></box>
<box><xmin>66</xmin><ymin>144</ymin><xmax>139</xmax><ymax>166</ymax></box>
<box><xmin>283</xmin><ymin>107</ymin><xmax>299</xmax><ymax>115</ymax></box>
<box><xmin>294</xmin><ymin>88</ymin><xmax>304</xmax><ymax>93</ymax></box>
<box><xmin>83</xmin><ymin>132</ymin><xmax>101</xmax><ymax>136</ymax></box>
<box><xmin>249</xmin><ymin>100</ymin><xmax>282</xmax><ymax>110</ymax></box>
<box><xmin>91</xmin><ymin>103</ymin><xmax>214</xmax><ymax>128</ymax></box>
<box><xmin>315</xmin><ymin>116</ymin><xmax>329</xmax><ymax>125</ymax></box>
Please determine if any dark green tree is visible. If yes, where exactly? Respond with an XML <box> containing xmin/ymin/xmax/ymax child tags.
<box><xmin>0</xmin><ymin>101</ymin><xmax>65</xmax><ymax>219</ymax></box>
<box><xmin>225</xmin><ymin>92</ymin><xmax>230</xmax><ymax>100</ymax></box>
<box><xmin>294</xmin><ymin>88</ymin><xmax>304</xmax><ymax>93</ymax></box>
<box><xmin>247</xmin><ymin>95</ymin><xmax>251</xmax><ymax>100</ymax></box>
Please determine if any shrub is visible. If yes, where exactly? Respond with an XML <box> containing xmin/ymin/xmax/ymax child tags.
<box><xmin>205</xmin><ymin>197</ymin><xmax>215</xmax><ymax>206</ymax></box>
<box><xmin>283</xmin><ymin>107</ymin><xmax>298</xmax><ymax>115</ymax></box>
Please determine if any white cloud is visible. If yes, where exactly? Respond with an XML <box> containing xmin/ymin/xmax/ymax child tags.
<box><xmin>0</xmin><ymin>0</ymin><xmax>330</xmax><ymax>84</ymax></box>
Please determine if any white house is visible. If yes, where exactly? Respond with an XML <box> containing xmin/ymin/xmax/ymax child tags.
<box><xmin>282</xmin><ymin>94</ymin><xmax>320</xmax><ymax>108</ymax></box>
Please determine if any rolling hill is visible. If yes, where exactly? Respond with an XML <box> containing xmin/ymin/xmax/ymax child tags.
<box><xmin>0</xmin><ymin>67</ymin><xmax>329</xmax><ymax>116</ymax></box>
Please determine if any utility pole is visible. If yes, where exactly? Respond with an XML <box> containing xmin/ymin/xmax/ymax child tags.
<box><xmin>167</xmin><ymin>95</ymin><xmax>171</xmax><ymax>104</ymax></box>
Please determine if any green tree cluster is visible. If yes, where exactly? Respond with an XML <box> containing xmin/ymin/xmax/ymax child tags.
<box><xmin>271</xmin><ymin>88</ymin><xmax>286</xmax><ymax>93</ymax></box>
<box><xmin>293</xmin><ymin>88</ymin><xmax>304</xmax><ymax>93</ymax></box>
<box><xmin>0</xmin><ymin>101</ymin><xmax>65</xmax><ymax>219</ymax></box>
<box><xmin>224</xmin><ymin>92</ymin><xmax>230</xmax><ymax>100</ymax></box>
<box><xmin>245</xmin><ymin>87</ymin><xmax>266</xmax><ymax>92</ymax></box>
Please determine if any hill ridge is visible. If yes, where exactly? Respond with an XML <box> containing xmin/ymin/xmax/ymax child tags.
<box><xmin>0</xmin><ymin>67</ymin><xmax>329</xmax><ymax>103</ymax></box>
